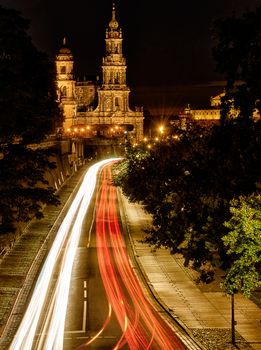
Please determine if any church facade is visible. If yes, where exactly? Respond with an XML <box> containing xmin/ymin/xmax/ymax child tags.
<box><xmin>55</xmin><ymin>3</ymin><xmax>144</xmax><ymax>143</ymax></box>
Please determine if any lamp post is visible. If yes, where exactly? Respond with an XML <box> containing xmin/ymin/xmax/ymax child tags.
<box><xmin>231</xmin><ymin>293</ymin><xmax>236</xmax><ymax>346</ymax></box>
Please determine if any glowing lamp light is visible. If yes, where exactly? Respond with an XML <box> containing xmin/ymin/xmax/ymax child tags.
<box><xmin>159</xmin><ymin>126</ymin><xmax>164</xmax><ymax>134</ymax></box>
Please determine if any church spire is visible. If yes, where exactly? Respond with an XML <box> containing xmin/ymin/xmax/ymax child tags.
<box><xmin>112</xmin><ymin>2</ymin><xmax>116</xmax><ymax>20</ymax></box>
<box><xmin>109</xmin><ymin>2</ymin><xmax>119</xmax><ymax>31</ymax></box>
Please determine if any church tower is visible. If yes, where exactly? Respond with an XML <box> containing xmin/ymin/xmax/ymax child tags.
<box><xmin>95</xmin><ymin>3</ymin><xmax>130</xmax><ymax>113</ymax></box>
<box><xmin>92</xmin><ymin>2</ymin><xmax>144</xmax><ymax>141</ymax></box>
<box><xmin>55</xmin><ymin>38</ymin><xmax>76</xmax><ymax>130</ymax></box>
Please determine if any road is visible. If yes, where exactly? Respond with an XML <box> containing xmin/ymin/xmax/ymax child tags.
<box><xmin>66</xmin><ymin>162</ymin><xmax>186</xmax><ymax>349</ymax></box>
<box><xmin>9</xmin><ymin>159</ymin><xmax>187</xmax><ymax>350</ymax></box>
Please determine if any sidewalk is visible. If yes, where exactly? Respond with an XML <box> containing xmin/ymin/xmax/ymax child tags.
<box><xmin>122</xmin><ymin>195</ymin><xmax>261</xmax><ymax>350</ymax></box>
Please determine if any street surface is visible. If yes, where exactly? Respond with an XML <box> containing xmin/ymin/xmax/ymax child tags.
<box><xmin>1</xmin><ymin>156</ymin><xmax>260</xmax><ymax>350</ymax></box>
<box><xmin>8</xmin><ymin>159</ymin><xmax>187</xmax><ymax>349</ymax></box>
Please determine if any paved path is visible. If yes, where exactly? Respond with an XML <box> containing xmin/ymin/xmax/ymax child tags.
<box><xmin>121</xmin><ymin>195</ymin><xmax>261</xmax><ymax>350</ymax></box>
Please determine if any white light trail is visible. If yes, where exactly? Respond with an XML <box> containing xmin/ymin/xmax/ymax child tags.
<box><xmin>9</xmin><ymin>158</ymin><xmax>121</xmax><ymax>350</ymax></box>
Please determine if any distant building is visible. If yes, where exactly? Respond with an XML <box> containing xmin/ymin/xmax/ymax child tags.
<box><xmin>180</xmin><ymin>92</ymin><xmax>260</xmax><ymax>125</ymax></box>
<box><xmin>188</xmin><ymin>92</ymin><xmax>225</xmax><ymax>122</ymax></box>
<box><xmin>55</xmin><ymin>3</ymin><xmax>144</xmax><ymax>143</ymax></box>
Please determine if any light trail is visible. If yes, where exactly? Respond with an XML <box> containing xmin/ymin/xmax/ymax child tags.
<box><xmin>9</xmin><ymin>158</ymin><xmax>120</xmax><ymax>350</ymax></box>
<box><xmin>94</xmin><ymin>164</ymin><xmax>186</xmax><ymax>350</ymax></box>
<box><xmin>10</xmin><ymin>157</ymin><xmax>187</xmax><ymax>350</ymax></box>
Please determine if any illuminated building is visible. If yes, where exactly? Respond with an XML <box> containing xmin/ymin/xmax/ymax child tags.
<box><xmin>188</xmin><ymin>93</ymin><xmax>225</xmax><ymax>122</ymax></box>
<box><xmin>183</xmin><ymin>92</ymin><xmax>260</xmax><ymax>123</ymax></box>
<box><xmin>55</xmin><ymin>3</ymin><xmax>144</xmax><ymax>142</ymax></box>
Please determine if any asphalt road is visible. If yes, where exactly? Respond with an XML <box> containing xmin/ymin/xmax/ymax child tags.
<box><xmin>63</xmin><ymin>211</ymin><xmax>125</xmax><ymax>349</ymax></box>
<box><xmin>63</xmin><ymin>162</ymin><xmax>186</xmax><ymax>350</ymax></box>
<box><xmin>1</xmin><ymin>158</ymin><xmax>189</xmax><ymax>350</ymax></box>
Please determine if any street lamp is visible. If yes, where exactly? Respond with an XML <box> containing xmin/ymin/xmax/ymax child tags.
<box><xmin>159</xmin><ymin>125</ymin><xmax>164</xmax><ymax>135</ymax></box>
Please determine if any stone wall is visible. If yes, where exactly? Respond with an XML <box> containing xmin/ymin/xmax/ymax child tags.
<box><xmin>0</xmin><ymin>142</ymin><xmax>75</xmax><ymax>258</ymax></box>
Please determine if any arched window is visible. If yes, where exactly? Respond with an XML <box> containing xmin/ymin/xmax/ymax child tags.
<box><xmin>61</xmin><ymin>86</ymin><xmax>67</xmax><ymax>97</ymax></box>
<box><xmin>61</xmin><ymin>66</ymin><xmax>66</xmax><ymax>74</ymax></box>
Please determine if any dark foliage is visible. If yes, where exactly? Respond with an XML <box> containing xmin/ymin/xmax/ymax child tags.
<box><xmin>0</xmin><ymin>6</ymin><xmax>63</xmax><ymax>145</ymax></box>
<box><xmin>114</xmin><ymin>119</ymin><xmax>261</xmax><ymax>282</ymax></box>
<box><xmin>212</xmin><ymin>6</ymin><xmax>261</xmax><ymax>124</ymax></box>
<box><xmin>113</xmin><ymin>6</ymin><xmax>261</xmax><ymax>283</ymax></box>
<box><xmin>0</xmin><ymin>6</ymin><xmax>62</xmax><ymax>232</ymax></box>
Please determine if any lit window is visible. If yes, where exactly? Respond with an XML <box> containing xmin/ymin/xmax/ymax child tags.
<box><xmin>61</xmin><ymin>86</ymin><xmax>67</xmax><ymax>97</ymax></box>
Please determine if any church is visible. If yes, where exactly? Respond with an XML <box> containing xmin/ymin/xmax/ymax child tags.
<box><xmin>55</xmin><ymin>3</ymin><xmax>144</xmax><ymax>143</ymax></box>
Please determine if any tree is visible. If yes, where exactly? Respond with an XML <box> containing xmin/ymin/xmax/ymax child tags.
<box><xmin>222</xmin><ymin>194</ymin><xmax>261</xmax><ymax>345</ymax></box>
<box><xmin>114</xmin><ymin>119</ymin><xmax>261</xmax><ymax>282</ymax></box>
<box><xmin>0</xmin><ymin>5</ymin><xmax>62</xmax><ymax>145</ymax></box>
<box><xmin>0</xmin><ymin>6</ymin><xmax>62</xmax><ymax>233</ymax></box>
<box><xmin>212</xmin><ymin>6</ymin><xmax>261</xmax><ymax>123</ymax></box>
<box><xmin>114</xmin><ymin>5</ymin><xmax>261</xmax><ymax>283</ymax></box>
<box><xmin>114</xmin><ymin>124</ymin><xmax>218</xmax><ymax>279</ymax></box>
<box><xmin>222</xmin><ymin>194</ymin><xmax>261</xmax><ymax>298</ymax></box>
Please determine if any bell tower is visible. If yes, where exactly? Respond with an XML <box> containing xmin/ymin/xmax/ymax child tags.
<box><xmin>55</xmin><ymin>38</ymin><xmax>76</xmax><ymax>130</ymax></box>
<box><xmin>95</xmin><ymin>2</ymin><xmax>131</xmax><ymax>113</ymax></box>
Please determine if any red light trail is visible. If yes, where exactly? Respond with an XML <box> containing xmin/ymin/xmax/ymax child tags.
<box><xmin>8</xmin><ymin>158</ymin><xmax>187</xmax><ymax>350</ymax></box>
<box><xmin>92</xmin><ymin>163</ymin><xmax>186</xmax><ymax>349</ymax></box>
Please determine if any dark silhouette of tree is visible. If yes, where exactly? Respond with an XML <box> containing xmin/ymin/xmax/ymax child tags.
<box><xmin>114</xmin><ymin>5</ymin><xmax>261</xmax><ymax>285</ymax></box>
<box><xmin>212</xmin><ymin>6</ymin><xmax>261</xmax><ymax>124</ymax></box>
<box><xmin>0</xmin><ymin>5</ymin><xmax>62</xmax><ymax>233</ymax></box>
<box><xmin>114</xmin><ymin>119</ymin><xmax>260</xmax><ymax>282</ymax></box>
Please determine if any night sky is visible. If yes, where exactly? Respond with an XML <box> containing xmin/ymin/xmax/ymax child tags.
<box><xmin>1</xmin><ymin>0</ymin><xmax>260</xmax><ymax>116</ymax></box>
